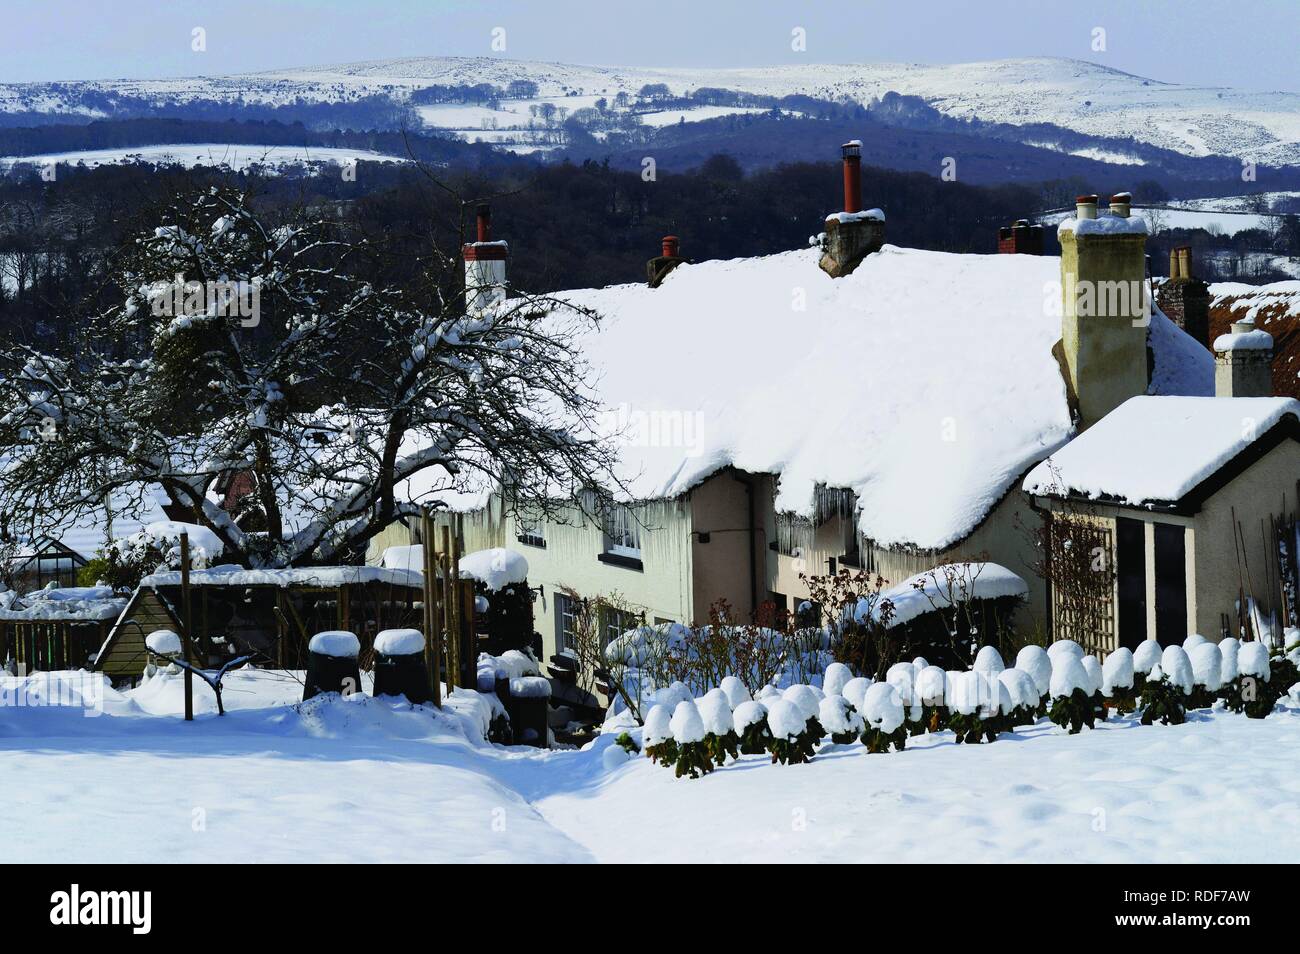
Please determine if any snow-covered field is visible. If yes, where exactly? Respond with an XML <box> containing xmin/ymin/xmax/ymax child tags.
<box><xmin>0</xmin><ymin>144</ymin><xmax>408</xmax><ymax>175</ymax></box>
<box><xmin>2</xmin><ymin>667</ymin><xmax>1297</xmax><ymax>863</ymax></box>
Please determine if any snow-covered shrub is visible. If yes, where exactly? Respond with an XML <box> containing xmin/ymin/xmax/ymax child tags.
<box><xmin>1225</xmin><ymin>641</ymin><xmax>1287</xmax><ymax>718</ymax></box>
<box><xmin>860</xmin><ymin>682</ymin><xmax>907</xmax><ymax>753</ymax></box>
<box><xmin>943</xmin><ymin>670</ymin><xmax>1003</xmax><ymax>743</ymax></box>
<box><xmin>1100</xmin><ymin>647</ymin><xmax>1136</xmax><ymax>711</ymax></box>
<box><xmin>916</xmin><ymin>664</ymin><xmax>948</xmax><ymax>731</ymax></box>
<box><xmin>819</xmin><ymin>694</ymin><xmax>865</xmax><ymax>744</ymax></box>
<box><xmin>821</xmin><ymin>662</ymin><xmax>853</xmax><ymax>697</ymax></box>
<box><xmin>765</xmin><ymin>698</ymin><xmax>819</xmax><ymax>765</ymax></box>
<box><xmin>885</xmin><ymin>662</ymin><xmax>924</xmax><ymax>735</ymax></box>
<box><xmin>669</xmin><ymin>700</ymin><xmax>714</xmax><ymax>779</ymax></box>
<box><xmin>733</xmin><ymin>701</ymin><xmax>771</xmax><ymax>754</ymax></box>
<box><xmin>997</xmin><ymin>668</ymin><xmax>1039</xmax><ymax>727</ymax></box>
<box><xmin>1217</xmin><ymin>637</ymin><xmax>1240</xmax><ymax>692</ymax></box>
<box><xmin>1187</xmin><ymin>642</ymin><xmax>1223</xmax><ymax>709</ymax></box>
<box><xmin>698</xmin><ymin>689</ymin><xmax>739</xmax><ymax>765</ymax></box>
<box><xmin>1132</xmin><ymin>639</ymin><xmax>1162</xmax><ymax>694</ymax></box>
<box><xmin>720</xmin><ymin>675</ymin><xmax>751</xmax><ymax>709</ymax></box>
<box><xmin>642</xmin><ymin>704</ymin><xmax>677</xmax><ymax>766</ymax></box>
<box><xmin>782</xmin><ymin>684</ymin><xmax>827</xmax><ymax>746</ymax></box>
<box><xmin>1048</xmin><ymin>655</ymin><xmax>1095</xmax><ymax>734</ymax></box>
<box><xmin>1183</xmin><ymin>633</ymin><xmax>1207</xmax><ymax>650</ymax></box>
<box><xmin>1015</xmin><ymin>644</ymin><xmax>1052</xmax><ymax>715</ymax></box>
<box><xmin>1081</xmin><ymin>655</ymin><xmax>1104</xmax><ymax>703</ymax></box>
<box><xmin>1138</xmin><ymin>664</ymin><xmax>1187</xmax><ymax>726</ymax></box>
<box><xmin>1159</xmin><ymin>645</ymin><xmax>1195</xmax><ymax>696</ymax></box>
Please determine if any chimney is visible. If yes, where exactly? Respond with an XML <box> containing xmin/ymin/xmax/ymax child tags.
<box><xmin>1155</xmin><ymin>244</ymin><xmax>1209</xmax><ymax>349</ymax></box>
<box><xmin>463</xmin><ymin>204</ymin><xmax>508</xmax><ymax>312</ymax></box>
<box><xmin>1214</xmin><ymin>320</ymin><xmax>1273</xmax><ymax>397</ymax></box>
<box><xmin>818</xmin><ymin>141</ymin><xmax>885</xmax><ymax>278</ymax></box>
<box><xmin>1059</xmin><ymin>189</ymin><xmax>1150</xmax><ymax>429</ymax></box>
<box><xmin>842</xmin><ymin>139</ymin><xmax>862</xmax><ymax>214</ymax></box>
<box><xmin>647</xmin><ymin>234</ymin><xmax>686</xmax><ymax>288</ymax></box>
<box><xmin>997</xmin><ymin>218</ymin><xmax>1044</xmax><ymax>255</ymax></box>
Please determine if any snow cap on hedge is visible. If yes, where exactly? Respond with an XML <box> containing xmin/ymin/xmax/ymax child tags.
<box><xmin>1015</xmin><ymin>645</ymin><xmax>1052</xmax><ymax>696</ymax></box>
<box><xmin>822</xmin><ymin>662</ymin><xmax>852</xmax><ymax>697</ymax></box>
<box><xmin>1218</xmin><ymin>637</ymin><xmax>1240</xmax><ymax>684</ymax></box>
<box><xmin>1081</xmin><ymin>655</ymin><xmax>1103</xmax><ymax>696</ymax></box>
<box><xmin>1184</xmin><ymin>633</ymin><xmax>1207</xmax><ymax>650</ymax></box>
<box><xmin>842</xmin><ymin>676</ymin><xmax>872</xmax><ymax>712</ymax></box>
<box><xmin>1049</xmin><ymin>655</ymin><xmax>1090</xmax><ymax>699</ymax></box>
<box><xmin>783</xmin><ymin>684</ymin><xmax>822</xmax><ymax>720</ymax></box>
<box><xmin>643</xmin><ymin>704</ymin><xmax>673</xmax><ymax>747</ymax></box>
<box><xmin>949</xmin><ymin>670</ymin><xmax>986</xmax><ymax>715</ymax></box>
<box><xmin>1047</xmin><ymin>639</ymin><xmax>1083</xmax><ymax>664</ymax></box>
<box><xmin>863</xmin><ymin>682</ymin><xmax>905</xmax><ymax>734</ymax></box>
<box><xmin>766</xmin><ymin>698</ymin><xmax>809</xmax><ymax>741</ymax></box>
<box><xmin>998</xmin><ymin>667</ymin><xmax>1037</xmax><ymax>710</ymax></box>
<box><xmin>912</xmin><ymin>655</ymin><xmax>930</xmax><ymax>672</ymax></box>
<box><xmin>718</xmin><ymin>675</ymin><xmax>750</xmax><ymax>708</ymax></box>
<box><xmin>732</xmin><ymin>700</ymin><xmax>767</xmax><ymax>732</ymax></box>
<box><xmin>1189</xmin><ymin>642</ymin><xmax>1223</xmax><ymax>691</ymax></box>
<box><xmin>974</xmin><ymin>646</ymin><xmax>1005</xmax><ymax>674</ymax></box>
<box><xmin>1159</xmin><ymin>645</ymin><xmax>1195</xmax><ymax>695</ymax></box>
<box><xmin>658</xmin><ymin>681</ymin><xmax>694</xmax><ymax>710</ymax></box>
<box><xmin>1101</xmin><ymin>647</ymin><xmax>1134</xmax><ymax>695</ymax></box>
<box><xmin>917</xmin><ymin>665</ymin><xmax>947</xmax><ymax>706</ymax></box>
<box><xmin>819</xmin><ymin>694</ymin><xmax>864</xmax><ymax>737</ymax></box>
<box><xmin>669</xmin><ymin>699</ymin><xmax>706</xmax><ymax>744</ymax></box>
<box><xmin>1238</xmin><ymin>641</ymin><xmax>1270</xmax><ymax>681</ymax></box>
<box><xmin>1133</xmin><ymin>639</ymin><xmax>1163</xmax><ymax>675</ymax></box>
<box><xmin>698</xmin><ymin>689</ymin><xmax>735</xmax><ymax>736</ymax></box>
<box><xmin>756</xmin><ymin>684</ymin><xmax>783</xmax><ymax>702</ymax></box>
<box><xmin>885</xmin><ymin>662</ymin><xmax>916</xmax><ymax>704</ymax></box>
<box><xmin>994</xmin><ymin>678</ymin><xmax>1014</xmax><ymax>717</ymax></box>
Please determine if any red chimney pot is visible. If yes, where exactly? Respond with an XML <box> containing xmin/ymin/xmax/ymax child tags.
<box><xmin>841</xmin><ymin>141</ymin><xmax>862</xmax><ymax>214</ymax></box>
<box><xmin>475</xmin><ymin>204</ymin><xmax>491</xmax><ymax>243</ymax></box>
<box><xmin>662</xmin><ymin>235</ymin><xmax>680</xmax><ymax>259</ymax></box>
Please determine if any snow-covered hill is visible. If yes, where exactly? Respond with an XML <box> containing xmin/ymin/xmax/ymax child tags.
<box><xmin>2</xmin><ymin>56</ymin><xmax>1297</xmax><ymax>166</ymax></box>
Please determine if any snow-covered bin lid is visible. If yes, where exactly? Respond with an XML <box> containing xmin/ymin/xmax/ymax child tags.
<box><xmin>458</xmin><ymin>548</ymin><xmax>529</xmax><ymax>592</ymax></box>
<box><xmin>145</xmin><ymin>629</ymin><xmax>183</xmax><ymax>656</ymax></box>
<box><xmin>508</xmin><ymin>675</ymin><xmax>551</xmax><ymax>698</ymax></box>
<box><xmin>373</xmin><ymin>628</ymin><xmax>425</xmax><ymax>656</ymax></box>
<box><xmin>308</xmin><ymin>630</ymin><xmax>360</xmax><ymax>658</ymax></box>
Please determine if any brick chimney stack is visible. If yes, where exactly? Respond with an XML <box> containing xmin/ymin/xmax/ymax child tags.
<box><xmin>1155</xmin><ymin>244</ymin><xmax>1210</xmax><ymax>349</ymax></box>
<box><xmin>997</xmin><ymin>218</ymin><xmax>1044</xmax><ymax>255</ymax></box>
<box><xmin>818</xmin><ymin>141</ymin><xmax>885</xmax><ymax>278</ymax></box>
<box><xmin>463</xmin><ymin>204</ymin><xmax>508</xmax><ymax>312</ymax></box>
<box><xmin>647</xmin><ymin>234</ymin><xmax>686</xmax><ymax>288</ymax></box>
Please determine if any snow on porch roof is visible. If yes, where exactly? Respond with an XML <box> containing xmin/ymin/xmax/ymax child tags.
<box><xmin>1022</xmin><ymin>395</ymin><xmax>1300</xmax><ymax>509</ymax></box>
<box><xmin>555</xmin><ymin>245</ymin><xmax>1205</xmax><ymax>550</ymax></box>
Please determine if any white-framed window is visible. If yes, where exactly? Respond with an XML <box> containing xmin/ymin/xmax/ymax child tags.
<box><xmin>603</xmin><ymin>607</ymin><xmax>641</xmax><ymax>647</ymax></box>
<box><xmin>516</xmin><ymin>513</ymin><xmax>545</xmax><ymax>548</ymax></box>
<box><xmin>603</xmin><ymin>502</ymin><xmax>641</xmax><ymax>558</ymax></box>
<box><xmin>555</xmin><ymin>592</ymin><xmax>579</xmax><ymax>654</ymax></box>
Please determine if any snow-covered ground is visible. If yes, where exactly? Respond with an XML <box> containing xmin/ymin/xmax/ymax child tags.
<box><xmin>4</xmin><ymin>56</ymin><xmax>1296</xmax><ymax>164</ymax></box>
<box><xmin>2</xmin><ymin>667</ymin><xmax>1297</xmax><ymax>863</ymax></box>
<box><xmin>0</xmin><ymin>144</ymin><xmax>408</xmax><ymax>175</ymax></box>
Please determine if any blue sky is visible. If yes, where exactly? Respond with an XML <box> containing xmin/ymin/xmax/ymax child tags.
<box><xmin>2</xmin><ymin>0</ymin><xmax>1297</xmax><ymax>92</ymax></box>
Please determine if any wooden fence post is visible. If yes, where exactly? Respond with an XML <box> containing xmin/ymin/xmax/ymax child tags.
<box><xmin>422</xmin><ymin>509</ymin><xmax>441</xmax><ymax>707</ymax></box>
<box><xmin>180</xmin><ymin>532</ymin><xmax>193</xmax><ymax>723</ymax></box>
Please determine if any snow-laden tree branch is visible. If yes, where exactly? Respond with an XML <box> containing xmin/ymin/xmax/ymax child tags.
<box><xmin>0</xmin><ymin>186</ymin><xmax>618</xmax><ymax>568</ymax></box>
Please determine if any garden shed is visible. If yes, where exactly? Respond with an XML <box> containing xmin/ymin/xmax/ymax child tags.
<box><xmin>0</xmin><ymin>586</ymin><xmax>128</xmax><ymax>672</ymax></box>
<box><xmin>93</xmin><ymin>565</ymin><xmax>428</xmax><ymax>681</ymax></box>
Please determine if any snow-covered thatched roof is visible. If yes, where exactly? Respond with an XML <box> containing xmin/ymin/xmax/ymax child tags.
<box><xmin>1023</xmin><ymin>395</ymin><xmax>1300</xmax><ymax>508</ymax></box>
<box><xmin>555</xmin><ymin>244</ymin><xmax>1211</xmax><ymax>550</ymax></box>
